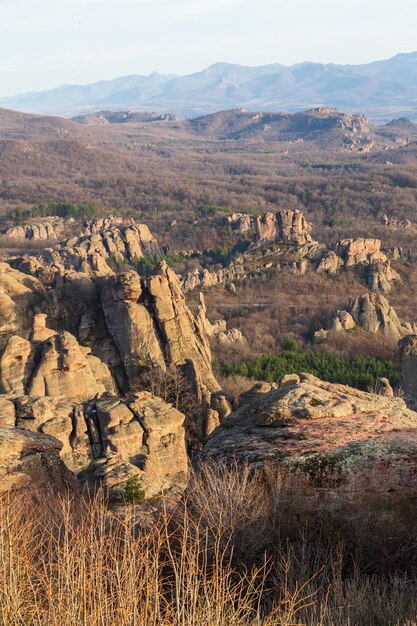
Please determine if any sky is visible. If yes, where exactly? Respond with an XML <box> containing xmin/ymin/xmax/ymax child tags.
<box><xmin>1</xmin><ymin>0</ymin><xmax>417</xmax><ymax>96</ymax></box>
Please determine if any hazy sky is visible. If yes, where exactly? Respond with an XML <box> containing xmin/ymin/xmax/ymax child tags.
<box><xmin>1</xmin><ymin>0</ymin><xmax>417</xmax><ymax>96</ymax></box>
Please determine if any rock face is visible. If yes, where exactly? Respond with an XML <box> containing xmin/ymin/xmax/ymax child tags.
<box><xmin>2</xmin><ymin>218</ymin><xmax>65</xmax><ymax>241</ymax></box>
<box><xmin>184</xmin><ymin>218</ymin><xmax>399</xmax><ymax>296</ymax></box>
<box><xmin>0</xmin><ymin>351</ymin><xmax>188</xmax><ymax>499</ymax></box>
<box><xmin>254</xmin><ymin>209</ymin><xmax>313</xmax><ymax>244</ymax></box>
<box><xmin>100</xmin><ymin>263</ymin><xmax>230</xmax><ymax>433</ymax></box>
<box><xmin>316</xmin><ymin>293</ymin><xmax>416</xmax><ymax>342</ymax></box>
<box><xmin>334</xmin><ymin>239</ymin><xmax>385</xmax><ymax>267</ymax></box>
<box><xmin>9</xmin><ymin>217</ymin><xmax>161</xmax><ymax>278</ymax></box>
<box><xmin>197</xmin><ymin>293</ymin><xmax>245</xmax><ymax>346</ymax></box>
<box><xmin>146</xmin><ymin>263</ymin><xmax>230</xmax><ymax>427</ymax></box>
<box><xmin>0</xmin><ymin>262</ymin><xmax>44</xmax><ymax>340</ymax></box>
<box><xmin>101</xmin><ymin>270</ymin><xmax>166</xmax><ymax>378</ymax></box>
<box><xmin>224</xmin><ymin>209</ymin><xmax>313</xmax><ymax>245</ymax></box>
<box><xmin>399</xmin><ymin>335</ymin><xmax>417</xmax><ymax>408</ymax></box>
<box><xmin>317</xmin><ymin>239</ymin><xmax>399</xmax><ymax>294</ymax></box>
<box><xmin>0</xmin><ymin>252</ymin><xmax>228</xmax><ymax>498</ymax></box>
<box><xmin>0</xmin><ymin>428</ymin><xmax>78</xmax><ymax>494</ymax></box>
<box><xmin>84</xmin><ymin>392</ymin><xmax>188</xmax><ymax>498</ymax></box>
<box><xmin>201</xmin><ymin>374</ymin><xmax>417</xmax><ymax>482</ymax></box>
<box><xmin>28</xmin><ymin>331</ymin><xmax>114</xmax><ymax>403</ymax></box>
<box><xmin>383</xmin><ymin>214</ymin><xmax>417</xmax><ymax>233</ymax></box>
<box><xmin>0</xmin><ymin>335</ymin><xmax>35</xmax><ymax>395</ymax></box>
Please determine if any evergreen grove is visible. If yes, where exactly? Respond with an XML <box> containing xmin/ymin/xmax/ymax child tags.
<box><xmin>219</xmin><ymin>349</ymin><xmax>400</xmax><ymax>390</ymax></box>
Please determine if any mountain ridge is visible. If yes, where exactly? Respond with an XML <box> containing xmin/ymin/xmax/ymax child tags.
<box><xmin>1</xmin><ymin>53</ymin><xmax>417</xmax><ymax>123</ymax></box>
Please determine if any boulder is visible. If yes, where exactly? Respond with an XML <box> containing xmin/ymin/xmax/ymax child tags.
<box><xmin>28</xmin><ymin>331</ymin><xmax>114</xmax><ymax>403</ymax></box>
<box><xmin>0</xmin><ymin>335</ymin><xmax>34</xmax><ymax>395</ymax></box>
<box><xmin>0</xmin><ymin>428</ymin><xmax>79</xmax><ymax>494</ymax></box>
<box><xmin>30</xmin><ymin>313</ymin><xmax>55</xmax><ymax>342</ymax></box>
<box><xmin>201</xmin><ymin>373</ymin><xmax>417</xmax><ymax>480</ymax></box>
<box><xmin>81</xmin><ymin>392</ymin><xmax>188</xmax><ymax>499</ymax></box>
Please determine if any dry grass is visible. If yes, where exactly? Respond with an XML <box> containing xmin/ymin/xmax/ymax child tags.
<box><xmin>1</xmin><ymin>464</ymin><xmax>417</xmax><ymax>625</ymax></box>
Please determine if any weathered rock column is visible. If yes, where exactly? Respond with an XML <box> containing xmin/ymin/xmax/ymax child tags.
<box><xmin>399</xmin><ymin>335</ymin><xmax>417</xmax><ymax>407</ymax></box>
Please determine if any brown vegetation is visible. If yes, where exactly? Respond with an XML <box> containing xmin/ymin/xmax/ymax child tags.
<box><xmin>2</xmin><ymin>463</ymin><xmax>417</xmax><ymax>625</ymax></box>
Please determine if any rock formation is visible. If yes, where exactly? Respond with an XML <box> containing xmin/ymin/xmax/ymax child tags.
<box><xmin>184</xmin><ymin>232</ymin><xmax>399</xmax><ymax>295</ymax></box>
<box><xmin>382</xmin><ymin>214</ymin><xmax>417</xmax><ymax>233</ymax></box>
<box><xmin>224</xmin><ymin>209</ymin><xmax>313</xmax><ymax>245</ymax></box>
<box><xmin>254</xmin><ymin>209</ymin><xmax>313</xmax><ymax>244</ymax></box>
<box><xmin>201</xmin><ymin>373</ymin><xmax>417</xmax><ymax>485</ymax></box>
<box><xmin>399</xmin><ymin>335</ymin><xmax>417</xmax><ymax>408</ymax></box>
<box><xmin>2</xmin><ymin>218</ymin><xmax>66</xmax><ymax>241</ymax></box>
<box><xmin>315</xmin><ymin>293</ymin><xmax>416</xmax><ymax>342</ymax></box>
<box><xmin>196</xmin><ymin>293</ymin><xmax>245</xmax><ymax>345</ymax></box>
<box><xmin>0</xmin><ymin>428</ymin><xmax>79</xmax><ymax>494</ymax></box>
<box><xmin>83</xmin><ymin>392</ymin><xmax>188</xmax><ymax>498</ymax></box>
<box><xmin>100</xmin><ymin>263</ymin><xmax>230</xmax><ymax>434</ymax></box>
<box><xmin>317</xmin><ymin>239</ymin><xmax>399</xmax><ymax>294</ymax></box>
<box><xmin>0</xmin><ymin>316</ymin><xmax>189</xmax><ymax>498</ymax></box>
<box><xmin>0</xmin><ymin>251</ymin><xmax>231</xmax><ymax>498</ymax></box>
<box><xmin>9</xmin><ymin>217</ymin><xmax>161</xmax><ymax>278</ymax></box>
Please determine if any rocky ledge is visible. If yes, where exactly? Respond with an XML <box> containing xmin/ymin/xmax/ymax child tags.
<box><xmin>201</xmin><ymin>373</ymin><xmax>417</xmax><ymax>491</ymax></box>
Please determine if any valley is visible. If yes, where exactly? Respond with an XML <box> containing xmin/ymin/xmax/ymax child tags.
<box><xmin>2</xmin><ymin>103</ymin><xmax>417</xmax><ymax>624</ymax></box>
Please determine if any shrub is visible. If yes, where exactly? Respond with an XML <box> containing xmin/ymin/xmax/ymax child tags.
<box><xmin>2</xmin><ymin>465</ymin><xmax>417</xmax><ymax>625</ymax></box>
<box><xmin>135</xmin><ymin>252</ymin><xmax>186</xmax><ymax>276</ymax></box>
<box><xmin>280</xmin><ymin>337</ymin><xmax>299</xmax><ymax>352</ymax></box>
<box><xmin>124</xmin><ymin>475</ymin><xmax>145</xmax><ymax>504</ymax></box>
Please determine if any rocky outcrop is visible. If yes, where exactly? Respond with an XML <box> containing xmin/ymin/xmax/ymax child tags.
<box><xmin>254</xmin><ymin>209</ymin><xmax>313</xmax><ymax>244</ymax></box>
<box><xmin>224</xmin><ymin>209</ymin><xmax>313</xmax><ymax>245</ymax></box>
<box><xmin>399</xmin><ymin>335</ymin><xmax>417</xmax><ymax>409</ymax></box>
<box><xmin>0</xmin><ymin>329</ymin><xmax>188</xmax><ymax>499</ymax></box>
<box><xmin>101</xmin><ymin>270</ymin><xmax>165</xmax><ymax>377</ymax></box>
<box><xmin>225</xmin><ymin>213</ymin><xmax>254</xmax><ymax>234</ymax></box>
<box><xmin>197</xmin><ymin>293</ymin><xmax>245</xmax><ymax>345</ymax></box>
<box><xmin>101</xmin><ymin>265</ymin><xmax>231</xmax><ymax>424</ymax></box>
<box><xmin>382</xmin><ymin>214</ymin><xmax>417</xmax><ymax>233</ymax></box>
<box><xmin>0</xmin><ymin>308</ymin><xmax>117</xmax><ymax>404</ymax></box>
<box><xmin>0</xmin><ymin>335</ymin><xmax>35</xmax><ymax>395</ymax></box>
<box><xmin>0</xmin><ymin>224</ymin><xmax>233</xmax><ymax>500</ymax></box>
<box><xmin>9</xmin><ymin>219</ymin><xmax>161</xmax><ymax>278</ymax></box>
<box><xmin>0</xmin><ymin>252</ymin><xmax>230</xmax><ymax>439</ymax></box>
<box><xmin>147</xmin><ymin>263</ymin><xmax>223</xmax><ymax>394</ymax></box>
<box><xmin>317</xmin><ymin>239</ymin><xmax>400</xmax><ymax>294</ymax></box>
<box><xmin>184</xmin><ymin>235</ymin><xmax>399</xmax><ymax>295</ymax></box>
<box><xmin>4</xmin><ymin>391</ymin><xmax>188</xmax><ymax>499</ymax></box>
<box><xmin>83</xmin><ymin>392</ymin><xmax>188</xmax><ymax>498</ymax></box>
<box><xmin>201</xmin><ymin>374</ymin><xmax>417</xmax><ymax>484</ymax></box>
<box><xmin>146</xmin><ymin>263</ymin><xmax>230</xmax><ymax>433</ymax></box>
<box><xmin>2</xmin><ymin>219</ymin><xmax>65</xmax><ymax>241</ymax></box>
<box><xmin>0</xmin><ymin>428</ymin><xmax>79</xmax><ymax>494</ymax></box>
<box><xmin>335</xmin><ymin>239</ymin><xmax>386</xmax><ymax>267</ymax></box>
<box><xmin>0</xmin><ymin>262</ymin><xmax>44</xmax><ymax>338</ymax></box>
<box><xmin>28</xmin><ymin>331</ymin><xmax>116</xmax><ymax>402</ymax></box>
<box><xmin>316</xmin><ymin>293</ymin><xmax>416</xmax><ymax>342</ymax></box>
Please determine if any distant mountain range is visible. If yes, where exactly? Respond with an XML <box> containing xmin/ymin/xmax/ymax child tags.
<box><xmin>2</xmin><ymin>53</ymin><xmax>417</xmax><ymax>122</ymax></box>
